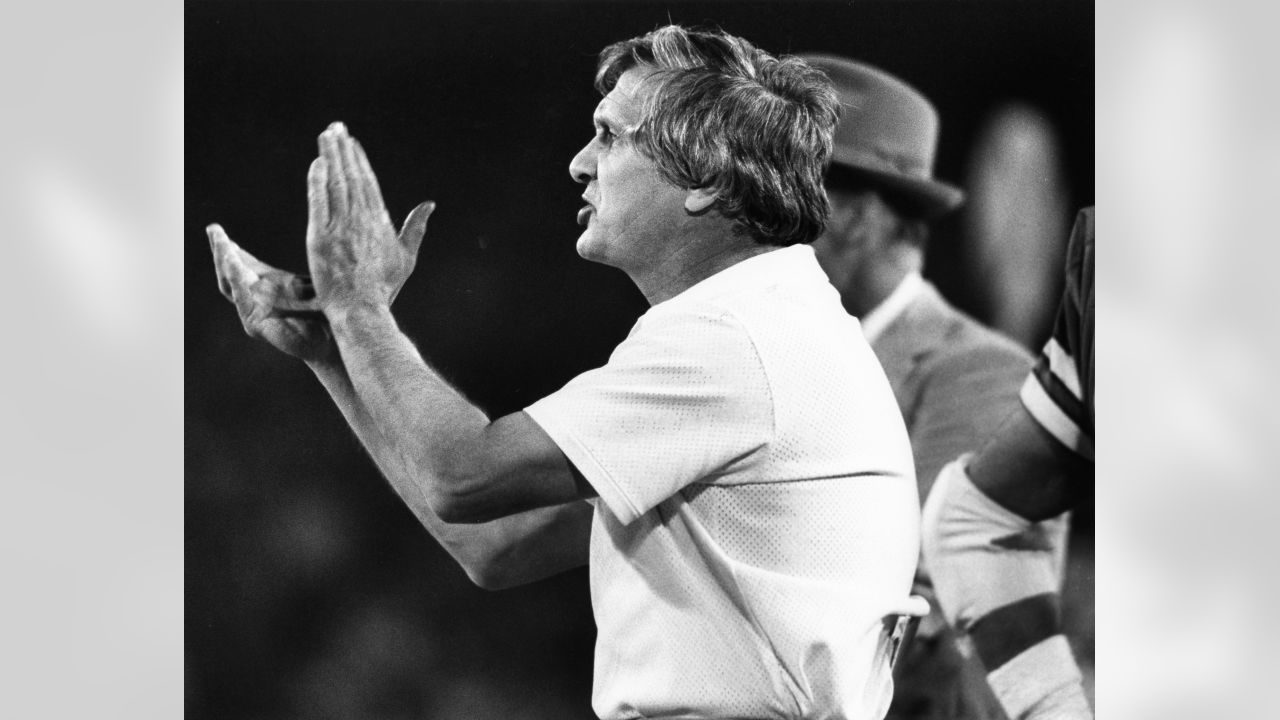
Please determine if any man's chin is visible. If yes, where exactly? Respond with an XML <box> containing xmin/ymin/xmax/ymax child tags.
<box><xmin>575</xmin><ymin>232</ymin><xmax>630</xmax><ymax>273</ymax></box>
<box><xmin>575</xmin><ymin>233</ymin><xmax>605</xmax><ymax>263</ymax></box>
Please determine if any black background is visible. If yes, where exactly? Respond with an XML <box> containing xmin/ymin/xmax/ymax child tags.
<box><xmin>186</xmin><ymin>2</ymin><xmax>1093</xmax><ymax>718</ymax></box>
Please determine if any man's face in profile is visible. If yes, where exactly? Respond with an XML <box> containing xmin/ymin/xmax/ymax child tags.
<box><xmin>569</xmin><ymin>69</ymin><xmax>690</xmax><ymax>275</ymax></box>
<box><xmin>810</xmin><ymin>186</ymin><xmax>899</xmax><ymax>297</ymax></box>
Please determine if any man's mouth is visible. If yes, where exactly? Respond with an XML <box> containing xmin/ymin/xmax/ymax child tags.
<box><xmin>577</xmin><ymin>205</ymin><xmax>593</xmax><ymax>226</ymax></box>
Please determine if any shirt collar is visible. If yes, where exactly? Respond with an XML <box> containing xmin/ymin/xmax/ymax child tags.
<box><xmin>660</xmin><ymin>244</ymin><xmax>827</xmax><ymax>308</ymax></box>
<box><xmin>859</xmin><ymin>271</ymin><xmax>924</xmax><ymax>344</ymax></box>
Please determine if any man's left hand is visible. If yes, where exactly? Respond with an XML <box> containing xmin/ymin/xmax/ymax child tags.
<box><xmin>209</xmin><ymin>223</ymin><xmax>333</xmax><ymax>362</ymax></box>
<box><xmin>306</xmin><ymin>122</ymin><xmax>434</xmax><ymax>315</ymax></box>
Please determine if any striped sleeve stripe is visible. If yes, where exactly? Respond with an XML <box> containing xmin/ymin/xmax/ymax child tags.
<box><xmin>1030</xmin><ymin>350</ymin><xmax>1089</xmax><ymax>434</ymax></box>
<box><xmin>969</xmin><ymin>592</ymin><xmax>1061</xmax><ymax>671</ymax></box>
<box><xmin>1021</xmin><ymin>375</ymin><xmax>1095</xmax><ymax>461</ymax></box>
<box><xmin>1044</xmin><ymin>336</ymin><xmax>1082</xmax><ymax>400</ymax></box>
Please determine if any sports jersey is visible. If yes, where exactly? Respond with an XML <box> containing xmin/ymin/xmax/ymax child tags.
<box><xmin>526</xmin><ymin>244</ymin><xmax>921</xmax><ymax>720</ymax></box>
<box><xmin>1020</xmin><ymin>207</ymin><xmax>1096</xmax><ymax>460</ymax></box>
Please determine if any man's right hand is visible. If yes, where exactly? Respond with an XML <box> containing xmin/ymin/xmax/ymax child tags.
<box><xmin>305</xmin><ymin>122</ymin><xmax>435</xmax><ymax>317</ymax></box>
<box><xmin>208</xmin><ymin>223</ymin><xmax>333</xmax><ymax>363</ymax></box>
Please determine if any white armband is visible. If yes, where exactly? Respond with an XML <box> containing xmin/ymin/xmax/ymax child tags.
<box><xmin>920</xmin><ymin>457</ymin><xmax>1069</xmax><ymax>632</ymax></box>
<box><xmin>988</xmin><ymin>635</ymin><xmax>1091</xmax><ymax>719</ymax></box>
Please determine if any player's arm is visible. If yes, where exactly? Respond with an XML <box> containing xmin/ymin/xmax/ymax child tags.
<box><xmin>923</xmin><ymin>208</ymin><xmax>1094</xmax><ymax>719</ymax></box>
<box><xmin>922</xmin><ymin>405</ymin><xmax>1091</xmax><ymax>720</ymax></box>
<box><xmin>967</xmin><ymin>403</ymin><xmax>1090</xmax><ymax>521</ymax></box>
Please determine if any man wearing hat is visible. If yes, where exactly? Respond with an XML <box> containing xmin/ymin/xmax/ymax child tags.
<box><xmin>802</xmin><ymin>54</ymin><xmax>1039</xmax><ymax>720</ymax></box>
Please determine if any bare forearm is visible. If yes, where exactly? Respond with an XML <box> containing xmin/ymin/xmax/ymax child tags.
<box><xmin>306</xmin><ymin>352</ymin><xmax>591</xmax><ymax>587</ymax></box>
<box><xmin>319</xmin><ymin>300</ymin><xmax>592</xmax><ymax>525</ymax></box>
<box><xmin>324</xmin><ymin>303</ymin><xmax>491</xmax><ymax>505</ymax></box>
<box><xmin>305</xmin><ymin>352</ymin><xmax>589</xmax><ymax>588</ymax></box>
<box><xmin>304</xmin><ymin>352</ymin><xmax>491</xmax><ymax>567</ymax></box>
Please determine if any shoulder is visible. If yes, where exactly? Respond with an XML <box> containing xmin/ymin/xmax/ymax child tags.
<box><xmin>621</xmin><ymin>299</ymin><xmax>763</xmax><ymax>370</ymax></box>
<box><xmin>692</xmin><ymin>270</ymin><xmax>862</xmax><ymax>352</ymax></box>
<box><xmin>948</xmin><ymin>316</ymin><xmax>1032</xmax><ymax>367</ymax></box>
<box><xmin>915</xmin><ymin>286</ymin><xmax>1031</xmax><ymax>367</ymax></box>
<box><xmin>892</xmin><ymin>300</ymin><xmax>1031</xmax><ymax>409</ymax></box>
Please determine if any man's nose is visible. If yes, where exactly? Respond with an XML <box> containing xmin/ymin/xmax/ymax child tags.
<box><xmin>569</xmin><ymin>142</ymin><xmax>595</xmax><ymax>184</ymax></box>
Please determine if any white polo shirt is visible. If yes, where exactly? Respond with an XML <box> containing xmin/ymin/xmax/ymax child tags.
<box><xmin>526</xmin><ymin>244</ymin><xmax>919</xmax><ymax>720</ymax></box>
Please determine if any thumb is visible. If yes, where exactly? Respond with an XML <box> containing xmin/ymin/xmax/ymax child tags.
<box><xmin>397</xmin><ymin>201</ymin><xmax>436</xmax><ymax>257</ymax></box>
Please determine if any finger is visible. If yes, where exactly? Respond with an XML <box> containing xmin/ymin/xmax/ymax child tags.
<box><xmin>307</xmin><ymin>156</ymin><xmax>330</xmax><ymax>229</ymax></box>
<box><xmin>252</xmin><ymin>275</ymin><xmax>323</xmax><ymax>314</ymax></box>
<box><xmin>207</xmin><ymin>224</ymin><xmax>234</xmax><ymax>299</ymax></box>
<box><xmin>221</xmin><ymin>237</ymin><xmax>263</xmax><ymax>295</ymax></box>
<box><xmin>229</xmin><ymin>239</ymin><xmax>273</xmax><ymax>276</ymax></box>
<box><xmin>397</xmin><ymin>201</ymin><xmax>437</xmax><ymax>257</ymax></box>
<box><xmin>228</xmin><ymin>268</ymin><xmax>264</xmax><ymax>334</ymax></box>
<box><xmin>319</xmin><ymin>122</ymin><xmax>350</xmax><ymax>217</ymax></box>
<box><xmin>207</xmin><ymin>224</ymin><xmax>253</xmax><ymax>300</ymax></box>
<box><xmin>261</xmin><ymin>270</ymin><xmax>322</xmax><ymax>313</ymax></box>
<box><xmin>338</xmin><ymin>131</ymin><xmax>364</xmax><ymax>210</ymax></box>
<box><xmin>211</xmin><ymin>227</ymin><xmax>288</xmax><ymax>281</ymax></box>
<box><xmin>349</xmin><ymin>136</ymin><xmax>387</xmax><ymax>214</ymax></box>
<box><xmin>288</xmin><ymin>272</ymin><xmax>316</xmax><ymax>301</ymax></box>
<box><xmin>208</xmin><ymin>229</ymin><xmax>271</xmax><ymax>334</ymax></box>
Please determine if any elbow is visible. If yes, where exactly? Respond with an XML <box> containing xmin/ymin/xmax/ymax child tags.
<box><xmin>429</xmin><ymin>489</ymin><xmax>473</xmax><ymax>525</ymax></box>
<box><xmin>463</xmin><ymin>562</ymin><xmax>519</xmax><ymax>592</ymax></box>
<box><xmin>452</xmin><ymin>539</ymin><xmax>521</xmax><ymax>592</ymax></box>
<box><xmin>426</xmin><ymin>515</ymin><xmax>518</xmax><ymax>592</ymax></box>
<box><xmin>429</xmin><ymin>484</ymin><xmax>497</xmax><ymax>525</ymax></box>
<box><xmin>426</xmin><ymin>459</ymin><xmax>496</xmax><ymax>525</ymax></box>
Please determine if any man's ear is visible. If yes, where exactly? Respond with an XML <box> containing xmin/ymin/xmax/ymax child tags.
<box><xmin>684</xmin><ymin>187</ymin><xmax>718</xmax><ymax>214</ymax></box>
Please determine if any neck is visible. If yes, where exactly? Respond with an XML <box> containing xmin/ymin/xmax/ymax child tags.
<box><xmin>840</xmin><ymin>264</ymin><xmax>904</xmax><ymax>317</ymax></box>
<box><xmin>633</xmin><ymin>230</ymin><xmax>774</xmax><ymax>305</ymax></box>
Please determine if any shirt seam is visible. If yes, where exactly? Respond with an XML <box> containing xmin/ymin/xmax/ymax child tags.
<box><xmin>708</xmin><ymin>299</ymin><xmax>778</xmax><ymax>442</ymax></box>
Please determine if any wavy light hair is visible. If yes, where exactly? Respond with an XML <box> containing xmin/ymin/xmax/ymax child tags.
<box><xmin>596</xmin><ymin>25</ymin><xmax>839</xmax><ymax>246</ymax></box>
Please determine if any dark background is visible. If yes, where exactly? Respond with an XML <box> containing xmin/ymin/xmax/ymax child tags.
<box><xmin>186</xmin><ymin>2</ymin><xmax>1093</xmax><ymax>718</ymax></box>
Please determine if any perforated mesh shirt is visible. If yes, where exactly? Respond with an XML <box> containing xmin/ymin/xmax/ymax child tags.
<box><xmin>526</xmin><ymin>245</ymin><xmax>921</xmax><ymax>720</ymax></box>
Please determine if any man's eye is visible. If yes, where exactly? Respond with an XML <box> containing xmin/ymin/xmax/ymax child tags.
<box><xmin>597</xmin><ymin>127</ymin><xmax>614</xmax><ymax>144</ymax></box>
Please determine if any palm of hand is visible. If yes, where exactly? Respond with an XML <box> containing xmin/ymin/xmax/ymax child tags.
<box><xmin>246</xmin><ymin>272</ymin><xmax>332</xmax><ymax>361</ymax></box>
<box><xmin>209</xmin><ymin>123</ymin><xmax>433</xmax><ymax>362</ymax></box>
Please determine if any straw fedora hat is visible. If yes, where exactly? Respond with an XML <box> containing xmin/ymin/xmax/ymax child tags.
<box><xmin>802</xmin><ymin>54</ymin><xmax>964</xmax><ymax>219</ymax></box>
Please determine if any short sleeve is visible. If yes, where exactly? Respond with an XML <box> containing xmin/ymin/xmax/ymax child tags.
<box><xmin>525</xmin><ymin>304</ymin><xmax>774</xmax><ymax>525</ymax></box>
<box><xmin>1020</xmin><ymin>207</ymin><xmax>1095</xmax><ymax>460</ymax></box>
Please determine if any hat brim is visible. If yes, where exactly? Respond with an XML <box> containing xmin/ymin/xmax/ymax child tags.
<box><xmin>827</xmin><ymin>160</ymin><xmax>965</xmax><ymax>220</ymax></box>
